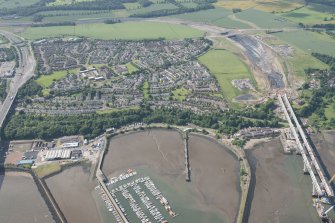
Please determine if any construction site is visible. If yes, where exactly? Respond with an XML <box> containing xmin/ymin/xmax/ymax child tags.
<box><xmin>279</xmin><ymin>94</ymin><xmax>335</xmax><ymax>222</ymax></box>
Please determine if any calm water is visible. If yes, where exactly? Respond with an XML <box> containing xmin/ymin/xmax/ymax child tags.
<box><xmin>102</xmin><ymin>129</ymin><xmax>241</xmax><ymax>223</ymax></box>
<box><xmin>45</xmin><ymin>165</ymin><xmax>101</xmax><ymax>223</ymax></box>
<box><xmin>246</xmin><ymin>138</ymin><xmax>322</xmax><ymax>223</ymax></box>
<box><xmin>0</xmin><ymin>172</ymin><xmax>53</xmax><ymax>223</ymax></box>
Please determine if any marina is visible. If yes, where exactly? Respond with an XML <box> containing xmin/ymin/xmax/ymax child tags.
<box><xmin>97</xmin><ymin>170</ymin><xmax>178</xmax><ymax>223</ymax></box>
<box><xmin>101</xmin><ymin>129</ymin><xmax>239</xmax><ymax>223</ymax></box>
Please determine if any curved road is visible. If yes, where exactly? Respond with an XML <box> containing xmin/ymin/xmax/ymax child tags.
<box><xmin>0</xmin><ymin>31</ymin><xmax>36</xmax><ymax>128</ymax></box>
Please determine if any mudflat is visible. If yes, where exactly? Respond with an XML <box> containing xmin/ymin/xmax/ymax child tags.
<box><xmin>45</xmin><ymin>165</ymin><xmax>101</xmax><ymax>223</ymax></box>
<box><xmin>246</xmin><ymin>138</ymin><xmax>320</xmax><ymax>223</ymax></box>
<box><xmin>188</xmin><ymin>134</ymin><xmax>240</xmax><ymax>222</ymax></box>
<box><xmin>103</xmin><ymin>129</ymin><xmax>185</xmax><ymax>177</ymax></box>
<box><xmin>312</xmin><ymin>130</ymin><xmax>335</xmax><ymax>176</ymax></box>
<box><xmin>0</xmin><ymin>171</ymin><xmax>53</xmax><ymax>223</ymax></box>
<box><xmin>103</xmin><ymin>129</ymin><xmax>240</xmax><ymax>222</ymax></box>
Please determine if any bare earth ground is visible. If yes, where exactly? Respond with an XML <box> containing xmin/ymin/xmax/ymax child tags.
<box><xmin>246</xmin><ymin>138</ymin><xmax>320</xmax><ymax>223</ymax></box>
<box><xmin>0</xmin><ymin>171</ymin><xmax>53</xmax><ymax>223</ymax></box>
<box><xmin>103</xmin><ymin>129</ymin><xmax>240</xmax><ymax>222</ymax></box>
<box><xmin>45</xmin><ymin>165</ymin><xmax>101</xmax><ymax>223</ymax></box>
<box><xmin>188</xmin><ymin>134</ymin><xmax>240</xmax><ymax>223</ymax></box>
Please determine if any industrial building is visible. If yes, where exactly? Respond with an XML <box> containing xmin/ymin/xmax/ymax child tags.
<box><xmin>61</xmin><ymin>142</ymin><xmax>79</xmax><ymax>149</ymax></box>
<box><xmin>45</xmin><ymin>149</ymin><xmax>71</xmax><ymax>161</ymax></box>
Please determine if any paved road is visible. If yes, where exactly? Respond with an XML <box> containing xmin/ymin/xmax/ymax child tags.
<box><xmin>0</xmin><ymin>31</ymin><xmax>36</xmax><ymax>128</ymax></box>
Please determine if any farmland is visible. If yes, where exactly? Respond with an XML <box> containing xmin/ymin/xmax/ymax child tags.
<box><xmin>273</xmin><ymin>30</ymin><xmax>335</xmax><ymax>56</ymax></box>
<box><xmin>47</xmin><ymin>0</ymin><xmax>91</xmax><ymax>6</ymax></box>
<box><xmin>198</xmin><ymin>49</ymin><xmax>255</xmax><ymax>101</ymax></box>
<box><xmin>235</xmin><ymin>9</ymin><xmax>298</xmax><ymax>28</ymax></box>
<box><xmin>171</xmin><ymin>8</ymin><xmax>251</xmax><ymax>29</ymax></box>
<box><xmin>0</xmin><ymin>0</ymin><xmax>39</xmax><ymax>9</ymax></box>
<box><xmin>285</xmin><ymin>47</ymin><xmax>328</xmax><ymax>79</ymax></box>
<box><xmin>281</xmin><ymin>5</ymin><xmax>335</xmax><ymax>25</ymax></box>
<box><xmin>215</xmin><ymin>0</ymin><xmax>304</xmax><ymax>13</ymax></box>
<box><xmin>20</xmin><ymin>22</ymin><xmax>205</xmax><ymax>40</ymax></box>
<box><xmin>37</xmin><ymin>3</ymin><xmax>177</xmax><ymax>23</ymax></box>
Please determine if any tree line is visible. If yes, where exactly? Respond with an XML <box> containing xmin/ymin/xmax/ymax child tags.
<box><xmin>2</xmin><ymin>99</ymin><xmax>280</xmax><ymax>140</ymax></box>
<box><xmin>130</xmin><ymin>3</ymin><xmax>214</xmax><ymax>17</ymax></box>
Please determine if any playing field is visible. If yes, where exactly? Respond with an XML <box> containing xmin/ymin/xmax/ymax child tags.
<box><xmin>171</xmin><ymin>8</ymin><xmax>251</xmax><ymax>29</ymax></box>
<box><xmin>21</xmin><ymin>22</ymin><xmax>205</xmax><ymax>40</ymax></box>
<box><xmin>125</xmin><ymin>62</ymin><xmax>139</xmax><ymax>74</ymax></box>
<box><xmin>198</xmin><ymin>49</ymin><xmax>255</xmax><ymax>101</ymax></box>
<box><xmin>172</xmin><ymin>87</ymin><xmax>190</xmax><ymax>101</ymax></box>
<box><xmin>215</xmin><ymin>0</ymin><xmax>303</xmax><ymax>12</ymax></box>
<box><xmin>273</xmin><ymin>30</ymin><xmax>335</xmax><ymax>56</ymax></box>
<box><xmin>281</xmin><ymin>5</ymin><xmax>335</xmax><ymax>25</ymax></box>
<box><xmin>35</xmin><ymin>68</ymin><xmax>79</xmax><ymax>88</ymax></box>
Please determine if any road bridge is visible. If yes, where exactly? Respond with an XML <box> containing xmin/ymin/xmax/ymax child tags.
<box><xmin>0</xmin><ymin>31</ymin><xmax>36</xmax><ymax>130</ymax></box>
<box><xmin>279</xmin><ymin>94</ymin><xmax>334</xmax><ymax>197</ymax></box>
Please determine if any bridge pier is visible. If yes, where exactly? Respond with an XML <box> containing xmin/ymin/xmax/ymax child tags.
<box><xmin>312</xmin><ymin>185</ymin><xmax>317</xmax><ymax>197</ymax></box>
<box><xmin>184</xmin><ymin>131</ymin><xmax>191</xmax><ymax>182</ymax></box>
<box><xmin>303</xmin><ymin>162</ymin><xmax>308</xmax><ymax>174</ymax></box>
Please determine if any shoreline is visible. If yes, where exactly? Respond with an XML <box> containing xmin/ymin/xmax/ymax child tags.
<box><xmin>102</xmin><ymin>126</ymin><xmax>245</xmax><ymax>223</ymax></box>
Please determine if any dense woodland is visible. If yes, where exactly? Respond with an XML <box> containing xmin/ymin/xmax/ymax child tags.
<box><xmin>0</xmin><ymin>80</ymin><xmax>7</xmax><ymax>101</ymax></box>
<box><xmin>2</xmin><ymin>99</ymin><xmax>280</xmax><ymax>140</ymax></box>
<box><xmin>0</xmin><ymin>47</ymin><xmax>16</xmax><ymax>62</ymax></box>
<box><xmin>130</xmin><ymin>3</ymin><xmax>214</xmax><ymax>17</ymax></box>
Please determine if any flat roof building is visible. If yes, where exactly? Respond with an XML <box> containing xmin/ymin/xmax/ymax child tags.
<box><xmin>45</xmin><ymin>149</ymin><xmax>71</xmax><ymax>161</ymax></box>
<box><xmin>61</xmin><ymin>142</ymin><xmax>79</xmax><ymax>149</ymax></box>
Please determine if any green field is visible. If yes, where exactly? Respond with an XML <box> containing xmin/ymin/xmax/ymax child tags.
<box><xmin>21</xmin><ymin>22</ymin><xmax>204</xmax><ymax>40</ymax></box>
<box><xmin>125</xmin><ymin>62</ymin><xmax>139</xmax><ymax>74</ymax></box>
<box><xmin>172</xmin><ymin>87</ymin><xmax>190</xmax><ymax>101</ymax></box>
<box><xmin>171</xmin><ymin>8</ymin><xmax>251</xmax><ymax>29</ymax></box>
<box><xmin>36</xmin><ymin>3</ymin><xmax>177</xmax><ymax>23</ymax></box>
<box><xmin>181</xmin><ymin>2</ymin><xmax>199</xmax><ymax>8</ymax></box>
<box><xmin>33</xmin><ymin>163</ymin><xmax>61</xmax><ymax>178</ymax></box>
<box><xmin>215</xmin><ymin>0</ymin><xmax>304</xmax><ymax>13</ymax></box>
<box><xmin>325</xmin><ymin>103</ymin><xmax>335</xmax><ymax>120</ymax></box>
<box><xmin>286</xmin><ymin>47</ymin><xmax>328</xmax><ymax>78</ymax></box>
<box><xmin>236</xmin><ymin>9</ymin><xmax>298</xmax><ymax>28</ymax></box>
<box><xmin>142</xmin><ymin>80</ymin><xmax>149</xmax><ymax>100</ymax></box>
<box><xmin>274</xmin><ymin>30</ymin><xmax>335</xmax><ymax>56</ymax></box>
<box><xmin>123</xmin><ymin>2</ymin><xmax>141</xmax><ymax>10</ymax></box>
<box><xmin>0</xmin><ymin>0</ymin><xmax>39</xmax><ymax>8</ymax></box>
<box><xmin>198</xmin><ymin>49</ymin><xmax>255</xmax><ymax>101</ymax></box>
<box><xmin>35</xmin><ymin>68</ymin><xmax>79</xmax><ymax>88</ymax></box>
<box><xmin>281</xmin><ymin>6</ymin><xmax>335</xmax><ymax>25</ymax></box>
<box><xmin>47</xmin><ymin>0</ymin><xmax>91</xmax><ymax>6</ymax></box>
